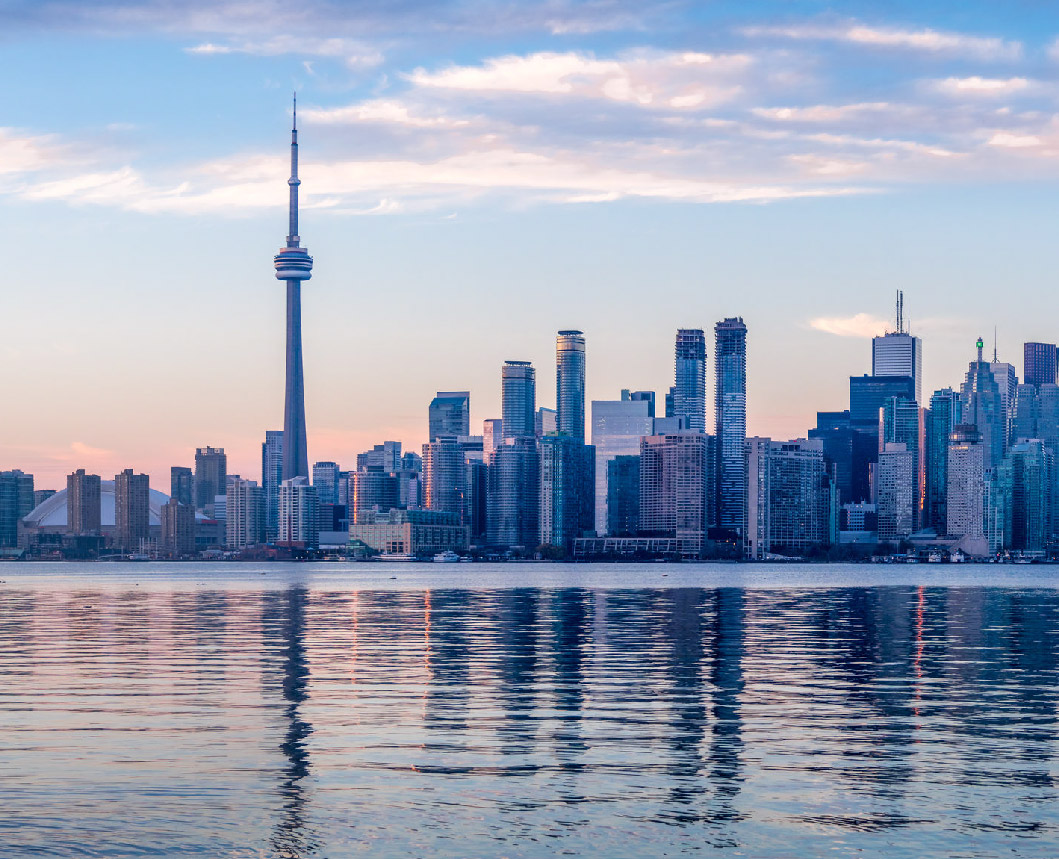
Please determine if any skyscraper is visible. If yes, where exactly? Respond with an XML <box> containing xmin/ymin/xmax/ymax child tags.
<box><xmin>194</xmin><ymin>446</ymin><xmax>227</xmax><ymax>512</ymax></box>
<box><xmin>946</xmin><ymin>424</ymin><xmax>985</xmax><ymax>545</ymax></box>
<box><xmin>591</xmin><ymin>392</ymin><xmax>654</xmax><ymax>534</ymax></box>
<box><xmin>66</xmin><ymin>470</ymin><xmax>101</xmax><ymax>536</ymax></box>
<box><xmin>0</xmin><ymin>470</ymin><xmax>34</xmax><ymax>549</ymax></box>
<box><xmin>674</xmin><ymin>329</ymin><xmax>706</xmax><ymax>433</ymax></box>
<box><xmin>114</xmin><ymin>469</ymin><xmax>150</xmax><ymax>553</ymax></box>
<box><xmin>170</xmin><ymin>466</ymin><xmax>193</xmax><ymax>508</ymax></box>
<box><xmin>502</xmin><ymin>361</ymin><xmax>536</xmax><ymax>439</ymax></box>
<box><xmin>880</xmin><ymin>396</ymin><xmax>924</xmax><ymax>530</ymax></box>
<box><xmin>1024</xmin><ymin>342</ymin><xmax>1059</xmax><ymax>388</ymax></box>
<box><xmin>262</xmin><ymin>430</ymin><xmax>284</xmax><ymax>540</ymax></box>
<box><xmin>926</xmin><ymin>388</ymin><xmax>960</xmax><ymax>532</ymax></box>
<box><xmin>876</xmin><ymin>443</ymin><xmax>914</xmax><ymax>542</ymax></box>
<box><xmin>422</xmin><ymin>436</ymin><xmax>466</xmax><ymax>520</ymax></box>
<box><xmin>274</xmin><ymin>96</ymin><xmax>313</xmax><ymax>482</ymax></box>
<box><xmin>312</xmin><ymin>461</ymin><xmax>340</xmax><ymax>505</ymax></box>
<box><xmin>428</xmin><ymin>392</ymin><xmax>470</xmax><ymax>442</ymax></box>
<box><xmin>227</xmin><ymin>477</ymin><xmax>266</xmax><ymax>550</ymax></box>
<box><xmin>960</xmin><ymin>338</ymin><xmax>1006</xmax><ymax>469</ymax></box>
<box><xmin>487</xmin><ymin>437</ymin><xmax>539</xmax><ymax>550</ymax></box>
<box><xmin>278</xmin><ymin>477</ymin><xmax>319</xmax><ymax>548</ymax></box>
<box><xmin>160</xmin><ymin>498</ymin><xmax>195</xmax><ymax>558</ymax></box>
<box><xmin>639</xmin><ymin>432</ymin><xmax>708</xmax><ymax>556</ymax></box>
<box><xmin>556</xmin><ymin>330</ymin><xmax>586</xmax><ymax>441</ymax></box>
<box><xmin>715</xmin><ymin>317</ymin><xmax>747</xmax><ymax>541</ymax></box>
<box><xmin>539</xmin><ymin>434</ymin><xmax>594</xmax><ymax>551</ymax></box>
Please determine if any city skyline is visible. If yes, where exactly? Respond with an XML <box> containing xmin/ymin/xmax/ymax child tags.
<box><xmin>4</xmin><ymin>2</ymin><xmax>1059</xmax><ymax>487</ymax></box>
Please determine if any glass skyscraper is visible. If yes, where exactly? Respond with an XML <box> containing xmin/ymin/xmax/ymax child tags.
<box><xmin>501</xmin><ymin>361</ymin><xmax>536</xmax><ymax>439</ymax></box>
<box><xmin>674</xmin><ymin>329</ymin><xmax>706</xmax><ymax>433</ymax></box>
<box><xmin>926</xmin><ymin>389</ymin><xmax>959</xmax><ymax>532</ymax></box>
<box><xmin>428</xmin><ymin>392</ymin><xmax>470</xmax><ymax>442</ymax></box>
<box><xmin>961</xmin><ymin>338</ymin><xmax>1006</xmax><ymax>469</ymax></box>
<box><xmin>872</xmin><ymin>331</ymin><xmax>923</xmax><ymax>404</ymax></box>
<box><xmin>715</xmin><ymin>318</ymin><xmax>747</xmax><ymax>540</ymax></box>
<box><xmin>556</xmin><ymin>330</ymin><xmax>586</xmax><ymax>441</ymax></box>
<box><xmin>261</xmin><ymin>430</ymin><xmax>284</xmax><ymax>540</ymax></box>
<box><xmin>1024</xmin><ymin>342</ymin><xmax>1059</xmax><ymax>388</ymax></box>
<box><xmin>591</xmin><ymin>393</ymin><xmax>654</xmax><ymax>534</ymax></box>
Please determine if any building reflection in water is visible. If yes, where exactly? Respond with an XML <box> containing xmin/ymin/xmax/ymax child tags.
<box><xmin>706</xmin><ymin>588</ymin><xmax>745</xmax><ymax>828</ymax></box>
<box><xmin>550</xmin><ymin>588</ymin><xmax>588</xmax><ymax>775</ymax></box>
<box><xmin>496</xmin><ymin>589</ymin><xmax>541</xmax><ymax>766</ymax></box>
<box><xmin>261</xmin><ymin>586</ymin><xmax>318</xmax><ymax>857</ymax></box>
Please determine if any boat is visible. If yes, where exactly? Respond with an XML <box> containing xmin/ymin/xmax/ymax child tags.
<box><xmin>433</xmin><ymin>550</ymin><xmax>461</xmax><ymax>563</ymax></box>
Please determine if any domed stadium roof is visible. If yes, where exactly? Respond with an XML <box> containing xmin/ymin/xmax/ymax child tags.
<box><xmin>23</xmin><ymin>481</ymin><xmax>171</xmax><ymax>529</ymax></box>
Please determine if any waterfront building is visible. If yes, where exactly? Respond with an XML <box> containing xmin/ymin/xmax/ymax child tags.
<box><xmin>876</xmin><ymin>442</ymin><xmax>914</xmax><ymax>542</ymax></box>
<box><xmin>539</xmin><ymin>434</ymin><xmax>594</xmax><ymax>551</ymax></box>
<box><xmin>273</xmin><ymin>97</ymin><xmax>313</xmax><ymax>481</ymax></box>
<box><xmin>926</xmin><ymin>389</ymin><xmax>960</xmax><ymax>532</ymax></box>
<box><xmin>1024</xmin><ymin>342</ymin><xmax>1059</xmax><ymax>388</ymax></box>
<box><xmin>114</xmin><ymin>469</ymin><xmax>150</xmax><ymax>553</ymax></box>
<box><xmin>960</xmin><ymin>338</ymin><xmax>1006</xmax><ymax>469</ymax></box>
<box><xmin>66</xmin><ymin>469</ymin><xmax>101</xmax><ymax>536</ymax></box>
<box><xmin>170</xmin><ymin>466</ymin><xmax>193</xmax><ymax>508</ymax></box>
<box><xmin>745</xmin><ymin>437</ymin><xmax>770</xmax><ymax>560</ymax></box>
<box><xmin>226</xmin><ymin>477</ymin><xmax>266</xmax><ymax>550</ymax></box>
<box><xmin>849</xmin><ymin>376</ymin><xmax>916</xmax><ymax>504</ymax></box>
<box><xmin>422</xmin><ymin>436</ymin><xmax>466</xmax><ymax>521</ymax></box>
<box><xmin>429</xmin><ymin>392</ymin><xmax>470</xmax><ymax>442</ymax></box>
<box><xmin>535</xmin><ymin>407</ymin><xmax>557</xmax><ymax>438</ymax></box>
<box><xmin>880</xmin><ymin>397</ymin><xmax>924</xmax><ymax>529</ymax></box>
<box><xmin>0</xmin><ymin>470</ymin><xmax>34</xmax><ymax>549</ymax></box>
<box><xmin>194</xmin><ymin>447</ymin><xmax>227</xmax><ymax>513</ymax></box>
<box><xmin>591</xmin><ymin>391</ymin><xmax>654</xmax><ymax>534</ymax></box>
<box><xmin>278</xmin><ymin>477</ymin><xmax>319</xmax><ymax>548</ymax></box>
<box><xmin>159</xmin><ymin>499</ymin><xmax>195</xmax><ymax>558</ymax></box>
<box><xmin>502</xmin><ymin>361</ymin><xmax>536</xmax><ymax>439</ymax></box>
<box><xmin>350</xmin><ymin>509</ymin><xmax>468</xmax><ymax>556</ymax></box>
<box><xmin>946</xmin><ymin>424</ymin><xmax>985</xmax><ymax>545</ymax></box>
<box><xmin>465</xmin><ymin>458</ymin><xmax>488</xmax><ymax>544</ymax></box>
<box><xmin>999</xmin><ymin>440</ymin><xmax>1053</xmax><ymax>553</ymax></box>
<box><xmin>715</xmin><ymin>317</ymin><xmax>748</xmax><ymax>541</ymax></box>
<box><xmin>312</xmin><ymin>461</ymin><xmax>340</xmax><ymax>505</ymax></box>
<box><xmin>487</xmin><ymin>437</ymin><xmax>539</xmax><ymax>550</ymax></box>
<box><xmin>261</xmin><ymin>430</ymin><xmax>284</xmax><ymax>540</ymax></box>
<box><xmin>673</xmin><ymin>329</ymin><xmax>706</xmax><ymax>433</ymax></box>
<box><xmin>350</xmin><ymin>470</ymin><xmax>400</xmax><ymax>524</ymax></box>
<box><xmin>606</xmin><ymin>455</ymin><xmax>640</xmax><ymax>536</ymax></box>
<box><xmin>556</xmin><ymin>330</ymin><xmax>586</xmax><ymax>441</ymax></box>
<box><xmin>639</xmin><ymin>432</ymin><xmax>708</xmax><ymax>556</ymax></box>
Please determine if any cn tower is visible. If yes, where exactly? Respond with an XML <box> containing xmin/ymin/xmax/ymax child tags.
<box><xmin>274</xmin><ymin>95</ymin><xmax>313</xmax><ymax>481</ymax></box>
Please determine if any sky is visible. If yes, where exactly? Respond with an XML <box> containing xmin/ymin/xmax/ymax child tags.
<box><xmin>2</xmin><ymin>0</ymin><xmax>1059</xmax><ymax>489</ymax></box>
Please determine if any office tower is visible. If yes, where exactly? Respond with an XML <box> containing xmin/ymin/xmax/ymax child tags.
<box><xmin>535</xmin><ymin>407</ymin><xmax>557</xmax><ymax>439</ymax></box>
<box><xmin>170</xmin><ymin>466</ymin><xmax>193</xmax><ymax>508</ymax></box>
<box><xmin>482</xmin><ymin>419</ymin><xmax>503</xmax><ymax>464</ymax></box>
<box><xmin>880</xmin><ymin>397</ymin><xmax>924</xmax><ymax>530</ymax></box>
<box><xmin>262</xmin><ymin>430</ymin><xmax>284</xmax><ymax>540</ymax></box>
<box><xmin>960</xmin><ymin>338</ymin><xmax>1006</xmax><ymax>469</ymax></box>
<box><xmin>465</xmin><ymin>458</ymin><xmax>488</xmax><ymax>544</ymax></box>
<box><xmin>876</xmin><ymin>443</ymin><xmax>914</xmax><ymax>542</ymax></box>
<box><xmin>278</xmin><ymin>477</ymin><xmax>319</xmax><ymax>548</ymax></box>
<box><xmin>502</xmin><ymin>361</ymin><xmax>536</xmax><ymax>439</ymax></box>
<box><xmin>947</xmin><ymin>424</ymin><xmax>985</xmax><ymax>543</ymax></box>
<box><xmin>429</xmin><ymin>392</ymin><xmax>470</xmax><ymax>442</ymax></box>
<box><xmin>809</xmin><ymin>411</ymin><xmax>856</xmax><ymax>505</ymax></box>
<box><xmin>639</xmin><ymin>433</ymin><xmax>708</xmax><ymax>555</ymax></box>
<box><xmin>350</xmin><ymin>470</ymin><xmax>400</xmax><ymax>524</ymax></box>
<box><xmin>1024</xmin><ymin>342</ymin><xmax>1059</xmax><ymax>388</ymax></box>
<box><xmin>629</xmin><ymin>390</ymin><xmax>656</xmax><ymax>418</ymax></box>
<box><xmin>422</xmin><ymin>437</ymin><xmax>466</xmax><ymax>521</ymax></box>
<box><xmin>274</xmin><ymin>97</ymin><xmax>313</xmax><ymax>481</ymax></box>
<box><xmin>673</xmin><ymin>329</ymin><xmax>706</xmax><ymax>433</ymax></box>
<box><xmin>114</xmin><ymin>469</ymin><xmax>150</xmax><ymax>553</ymax></box>
<box><xmin>226</xmin><ymin>477</ymin><xmax>266</xmax><ymax>550</ymax></box>
<box><xmin>160</xmin><ymin>498</ymin><xmax>195</xmax><ymax>558</ymax></box>
<box><xmin>591</xmin><ymin>392</ymin><xmax>654</xmax><ymax>534</ymax></box>
<box><xmin>0</xmin><ymin>470</ymin><xmax>34</xmax><ymax>548</ymax></box>
<box><xmin>194</xmin><ymin>447</ymin><xmax>227</xmax><ymax>512</ymax></box>
<box><xmin>664</xmin><ymin>386</ymin><xmax>676</xmax><ymax>419</ymax></box>
<box><xmin>848</xmin><ymin>375</ymin><xmax>916</xmax><ymax>502</ymax></box>
<box><xmin>539</xmin><ymin>434</ymin><xmax>594</xmax><ymax>551</ymax></box>
<box><xmin>556</xmin><ymin>330</ymin><xmax>586</xmax><ymax>441</ymax></box>
<box><xmin>715</xmin><ymin>318</ymin><xmax>748</xmax><ymax>540</ymax></box>
<box><xmin>872</xmin><ymin>293</ymin><xmax>922</xmax><ymax>403</ymax></box>
<box><xmin>995</xmin><ymin>440</ymin><xmax>1053</xmax><ymax>552</ymax></box>
<box><xmin>357</xmin><ymin>441</ymin><xmax>402</xmax><ymax>473</ymax></box>
<box><xmin>988</xmin><ymin>359</ymin><xmax>1018</xmax><ymax>449</ymax></box>
<box><xmin>312</xmin><ymin>461</ymin><xmax>340</xmax><ymax>505</ymax></box>
<box><xmin>926</xmin><ymin>389</ymin><xmax>960</xmax><ymax>532</ymax></box>
<box><xmin>66</xmin><ymin>470</ymin><xmax>101</xmax><ymax>536</ymax></box>
<box><xmin>606</xmin><ymin>455</ymin><xmax>640</xmax><ymax>536</ymax></box>
<box><xmin>487</xmin><ymin>437</ymin><xmax>539</xmax><ymax>549</ymax></box>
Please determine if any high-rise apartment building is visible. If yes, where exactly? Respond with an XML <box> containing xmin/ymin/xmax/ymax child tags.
<box><xmin>539</xmin><ymin>434</ymin><xmax>594</xmax><ymax>550</ymax></box>
<box><xmin>159</xmin><ymin>498</ymin><xmax>195</xmax><ymax>557</ymax></box>
<box><xmin>673</xmin><ymin>329</ymin><xmax>706</xmax><ymax>433</ymax></box>
<box><xmin>278</xmin><ymin>477</ymin><xmax>319</xmax><ymax>548</ymax></box>
<box><xmin>501</xmin><ymin>361</ymin><xmax>536</xmax><ymax>439</ymax></box>
<box><xmin>357</xmin><ymin>441</ymin><xmax>402</xmax><ymax>473</ymax></box>
<box><xmin>996</xmin><ymin>440</ymin><xmax>1054</xmax><ymax>553</ymax></box>
<box><xmin>639</xmin><ymin>432</ymin><xmax>708</xmax><ymax>555</ymax></box>
<box><xmin>261</xmin><ymin>430</ymin><xmax>284</xmax><ymax>540</ymax></box>
<box><xmin>591</xmin><ymin>392</ymin><xmax>654</xmax><ymax>534</ymax></box>
<box><xmin>946</xmin><ymin>424</ymin><xmax>985</xmax><ymax>544</ymax></box>
<box><xmin>428</xmin><ymin>392</ymin><xmax>471</xmax><ymax>442</ymax></box>
<box><xmin>194</xmin><ymin>447</ymin><xmax>227</xmax><ymax>512</ymax></box>
<box><xmin>715</xmin><ymin>318</ymin><xmax>747</xmax><ymax>541</ymax></box>
<box><xmin>226</xmin><ymin>477</ymin><xmax>266</xmax><ymax>550</ymax></box>
<box><xmin>312</xmin><ymin>461</ymin><xmax>340</xmax><ymax>505</ymax></box>
<box><xmin>114</xmin><ymin>469</ymin><xmax>150</xmax><ymax>553</ymax></box>
<box><xmin>960</xmin><ymin>338</ymin><xmax>1006</xmax><ymax>469</ymax></box>
<box><xmin>988</xmin><ymin>360</ymin><xmax>1018</xmax><ymax>450</ymax></box>
<box><xmin>487</xmin><ymin>437</ymin><xmax>539</xmax><ymax>550</ymax></box>
<box><xmin>170</xmin><ymin>466</ymin><xmax>193</xmax><ymax>508</ymax></box>
<box><xmin>66</xmin><ymin>470</ymin><xmax>101</xmax><ymax>536</ymax></box>
<box><xmin>556</xmin><ymin>330</ymin><xmax>586</xmax><ymax>441</ymax></box>
<box><xmin>422</xmin><ymin>436</ymin><xmax>466</xmax><ymax>521</ymax></box>
<box><xmin>1024</xmin><ymin>342</ymin><xmax>1059</xmax><ymax>388</ymax></box>
<box><xmin>926</xmin><ymin>389</ymin><xmax>960</xmax><ymax>532</ymax></box>
<box><xmin>880</xmin><ymin>397</ymin><xmax>924</xmax><ymax>530</ymax></box>
<box><xmin>876</xmin><ymin>443</ymin><xmax>914</xmax><ymax>542</ymax></box>
<box><xmin>350</xmin><ymin>470</ymin><xmax>400</xmax><ymax>524</ymax></box>
<box><xmin>482</xmin><ymin>418</ymin><xmax>503</xmax><ymax>464</ymax></box>
<box><xmin>0</xmin><ymin>470</ymin><xmax>34</xmax><ymax>548</ymax></box>
<box><xmin>535</xmin><ymin>407</ymin><xmax>557</xmax><ymax>438</ymax></box>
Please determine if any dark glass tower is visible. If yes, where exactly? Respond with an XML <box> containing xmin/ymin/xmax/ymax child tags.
<box><xmin>715</xmin><ymin>318</ymin><xmax>747</xmax><ymax>540</ymax></box>
<box><xmin>274</xmin><ymin>96</ymin><xmax>313</xmax><ymax>482</ymax></box>
<box><xmin>674</xmin><ymin>329</ymin><xmax>706</xmax><ymax>433</ymax></box>
<box><xmin>556</xmin><ymin>330</ymin><xmax>586</xmax><ymax>440</ymax></box>
<box><xmin>1024</xmin><ymin>342</ymin><xmax>1059</xmax><ymax>388</ymax></box>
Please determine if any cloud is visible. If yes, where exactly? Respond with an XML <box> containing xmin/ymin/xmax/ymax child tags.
<box><xmin>743</xmin><ymin>22</ymin><xmax>1021</xmax><ymax>61</ymax></box>
<box><xmin>186</xmin><ymin>35</ymin><xmax>383</xmax><ymax>67</ymax></box>
<box><xmin>753</xmin><ymin>102</ymin><xmax>896</xmax><ymax>123</ymax></box>
<box><xmin>931</xmin><ymin>76</ymin><xmax>1032</xmax><ymax>97</ymax></box>
<box><xmin>0</xmin><ymin>128</ymin><xmax>78</xmax><ymax>174</ymax></box>
<box><xmin>810</xmin><ymin>313</ymin><xmax>889</xmax><ymax>338</ymax></box>
<box><xmin>407</xmin><ymin>50</ymin><xmax>751</xmax><ymax>109</ymax></box>
<box><xmin>987</xmin><ymin>131</ymin><xmax>1041</xmax><ymax>148</ymax></box>
<box><xmin>69</xmin><ymin>441</ymin><xmax>113</xmax><ymax>460</ymax></box>
<box><xmin>301</xmin><ymin>99</ymin><xmax>470</xmax><ymax>128</ymax></box>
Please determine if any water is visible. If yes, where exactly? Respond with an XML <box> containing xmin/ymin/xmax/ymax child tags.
<box><xmin>2</xmin><ymin>562</ymin><xmax>1058</xmax><ymax>858</ymax></box>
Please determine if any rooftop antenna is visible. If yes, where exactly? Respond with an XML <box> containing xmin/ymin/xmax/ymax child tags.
<box><xmin>993</xmin><ymin>326</ymin><xmax>998</xmax><ymax>363</ymax></box>
<box><xmin>894</xmin><ymin>290</ymin><xmax>904</xmax><ymax>334</ymax></box>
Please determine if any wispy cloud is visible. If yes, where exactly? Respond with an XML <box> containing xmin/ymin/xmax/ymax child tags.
<box><xmin>186</xmin><ymin>35</ymin><xmax>383</xmax><ymax>67</ymax></box>
<box><xmin>810</xmin><ymin>313</ymin><xmax>888</xmax><ymax>338</ymax></box>
<box><xmin>931</xmin><ymin>76</ymin><xmax>1033</xmax><ymax>97</ymax></box>
<box><xmin>301</xmin><ymin>99</ymin><xmax>470</xmax><ymax>128</ymax></box>
<box><xmin>744</xmin><ymin>21</ymin><xmax>1021</xmax><ymax>61</ymax></box>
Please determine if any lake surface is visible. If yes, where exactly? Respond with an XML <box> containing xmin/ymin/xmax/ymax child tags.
<box><xmin>2</xmin><ymin>562</ymin><xmax>1058</xmax><ymax>858</ymax></box>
